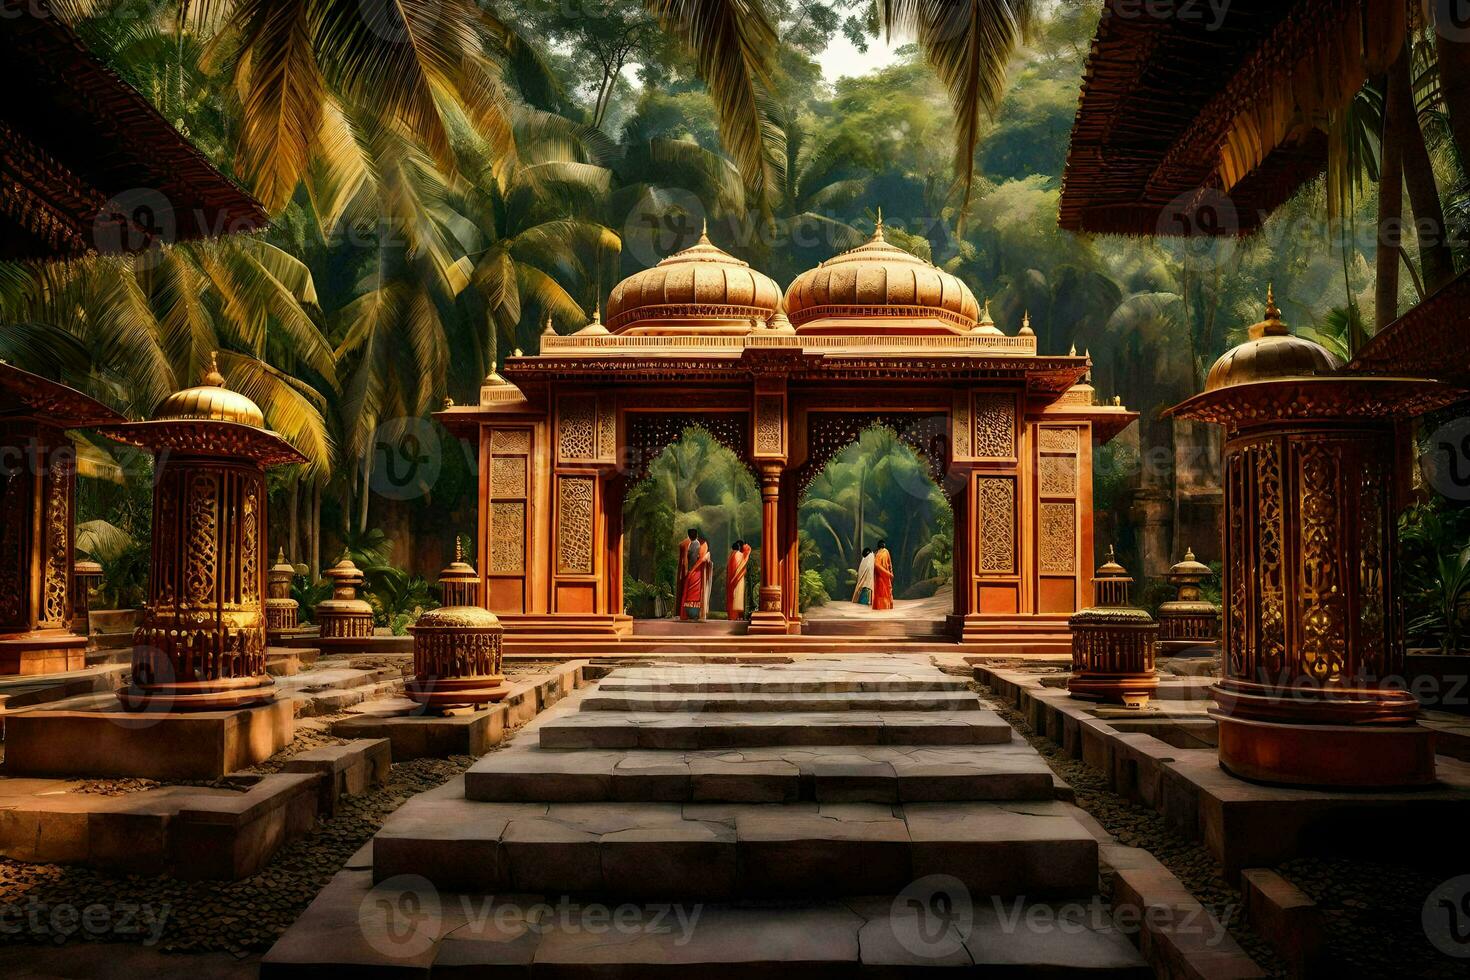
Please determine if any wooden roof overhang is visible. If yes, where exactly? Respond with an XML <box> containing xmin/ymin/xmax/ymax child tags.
<box><xmin>1349</xmin><ymin>268</ymin><xmax>1470</xmax><ymax>390</ymax></box>
<box><xmin>0</xmin><ymin>361</ymin><xmax>122</xmax><ymax>428</ymax></box>
<box><xmin>1060</xmin><ymin>0</ymin><xmax>1401</xmax><ymax>237</ymax></box>
<box><xmin>0</xmin><ymin>1</ymin><xmax>268</xmax><ymax>260</ymax></box>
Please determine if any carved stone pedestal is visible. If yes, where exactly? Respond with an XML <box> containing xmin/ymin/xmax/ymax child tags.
<box><xmin>1067</xmin><ymin>550</ymin><xmax>1158</xmax><ymax>707</ymax></box>
<box><xmin>406</xmin><ymin>543</ymin><xmax>510</xmax><ymax>710</ymax></box>
<box><xmin>1169</xmin><ymin>292</ymin><xmax>1459</xmax><ymax>787</ymax></box>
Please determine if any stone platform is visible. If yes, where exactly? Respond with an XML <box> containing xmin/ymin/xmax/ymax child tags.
<box><xmin>264</xmin><ymin>656</ymin><xmax>1160</xmax><ymax>976</ymax></box>
<box><xmin>3</xmin><ymin>696</ymin><xmax>294</xmax><ymax>780</ymax></box>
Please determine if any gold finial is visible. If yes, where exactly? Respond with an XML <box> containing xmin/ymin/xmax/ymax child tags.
<box><xmin>1107</xmin><ymin>545</ymin><xmax>1116</xmax><ymax>562</ymax></box>
<box><xmin>513</xmin><ymin>348</ymin><xmax>523</xmax><ymax>357</ymax></box>
<box><xmin>1112</xmin><ymin>394</ymin><xmax>1122</xmax><ymax>405</ymax></box>
<box><xmin>1251</xmin><ymin>283</ymin><xmax>1288</xmax><ymax>339</ymax></box>
<box><xmin>592</xmin><ymin>302</ymin><xmax>602</xmax><ymax>325</ymax></box>
<box><xmin>872</xmin><ymin>207</ymin><xmax>885</xmax><ymax>241</ymax></box>
<box><xmin>979</xmin><ymin>298</ymin><xmax>993</xmax><ymax>324</ymax></box>
<box><xmin>454</xmin><ymin>535</ymin><xmax>464</xmax><ymax>563</ymax></box>
<box><xmin>442</xmin><ymin>395</ymin><xmax>454</xmax><ymax>410</ymax></box>
<box><xmin>543</xmin><ymin>315</ymin><xmax>555</xmax><ymax>336</ymax></box>
<box><xmin>276</xmin><ymin>547</ymin><xmax>286</xmax><ymax>564</ymax></box>
<box><xmin>1184</xmin><ymin>546</ymin><xmax>1196</xmax><ymax>561</ymax></box>
<box><xmin>1068</xmin><ymin>342</ymin><xmax>1077</xmax><ymax>356</ymax></box>
<box><xmin>203</xmin><ymin>351</ymin><xmax>225</xmax><ymax>387</ymax></box>
<box><xmin>1020</xmin><ymin>310</ymin><xmax>1033</xmax><ymax>335</ymax></box>
<box><xmin>1084</xmin><ymin>347</ymin><xmax>1091</xmax><ymax>360</ymax></box>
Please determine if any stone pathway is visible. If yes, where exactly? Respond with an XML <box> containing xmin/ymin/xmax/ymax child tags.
<box><xmin>263</xmin><ymin>656</ymin><xmax>1151</xmax><ymax>976</ymax></box>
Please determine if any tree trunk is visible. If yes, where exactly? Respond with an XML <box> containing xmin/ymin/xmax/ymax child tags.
<box><xmin>1390</xmin><ymin>45</ymin><xmax>1455</xmax><ymax>294</ymax></box>
<box><xmin>287</xmin><ymin>472</ymin><xmax>299</xmax><ymax>562</ymax></box>
<box><xmin>1436</xmin><ymin>16</ymin><xmax>1470</xmax><ymax>177</ymax></box>
<box><xmin>1376</xmin><ymin>70</ymin><xmax>1406</xmax><ymax>333</ymax></box>
<box><xmin>311</xmin><ymin>480</ymin><xmax>322</xmax><ymax>579</ymax></box>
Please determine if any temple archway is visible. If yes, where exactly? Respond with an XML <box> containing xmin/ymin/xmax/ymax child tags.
<box><xmin>796</xmin><ymin>423</ymin><xmax>954</xmax><ymax>620</ymax></box>
<box><xmin>619</xmin><ymin>423</ymin><xmax>761</xmax><ymax>620</ymax></box>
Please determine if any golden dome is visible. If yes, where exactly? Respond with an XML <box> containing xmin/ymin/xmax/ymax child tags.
<box><xmin>606</xmin><ymin>224</ymin><xmax>781</xmax><ymax>334</ymax></box>
<box><xmin>784</xmin><ymin>213</ymin><xmax>979</xmax><ymax>334</ymax></box>
<box><xmin>153</xmin><ymin>352</ymin><xmax>266</xmax><ymax>427</ymax></box>
<box><xmin>1167</xmin><ymin>547</ymin><xmax>1211</xmax><ymax>580</ymax></box>
<box><xmin>1204</xmin><ymin>287</ymin><xmax>1343</xmax><ymax>391</ymax></box>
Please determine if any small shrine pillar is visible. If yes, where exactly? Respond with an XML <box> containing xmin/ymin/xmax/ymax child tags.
<box><xmin>316</xmin><ymin>556</ymin><xmax>375</xmax><ymax>640</ymax></box>
<box><xmin>407</xmin><ymin>537</ymin><xmax>509</xmax><ymax>709</ymax></box>
<box><xmin>99</xmin><ymin>355</ymin><xmax>305</xmax><ymax>710</ymax></box>
<box><xmin>71</xmin><ymin>556</ymin><xmax>103</xmax><ymax>635</ymax></box>
<box><xmin>1169</xmin><ymin>290</ymin><xmax>1458</xmax><ymax>786</ymax></box>
<box><xmin>748</xmin><ymin>380</ymin><xmax>789</xmax><ymax>635</ymax></box>
<box><xmin>265</xmin><ymin>549</ymin><xmax>300</xmax><ymax>643</ymax></box>
<box><xmin>1157</xmin><ymin>548</ymin><xmax>1220</xmax><ymax>655</ymax></box>
<box><xmin>0</xmin><ymin>363</ymin><xmax>121</xmax><ymax>674</ymax></box>
<box><xmin>1067</xmin><ymin>548</ymin><xmax>1158</xmax><ymax>707</ymax></box>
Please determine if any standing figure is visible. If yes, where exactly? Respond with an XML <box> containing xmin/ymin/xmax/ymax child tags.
<box><xmin>873</xmin><ymin>539</ymin><xmax>894</xmax><ymax>611</ymax></box>
<box><xmin>726</xmin><ymin>540</ymin><xmax>753</xmax><ymax>620</ymax></box>
<box><xmin>852</xmin><ymin>548</ymin><xmax>875</xmax><ymax>606</ymax></box>
<box><xmin>678</xmin><ymin>528</ymin><xmax>711</xmax><ymax>621</ymax></box>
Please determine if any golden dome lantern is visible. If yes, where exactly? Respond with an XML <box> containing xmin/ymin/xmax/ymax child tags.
<box><xmin>605</xmin><ymin>223</ymin><xmax>781</xmax><ymax>335</ymax></box>
<box><xmin>1067</xmin><ymin>547</ymin><xmax>1159</xmax><ymax>708</ymax></box>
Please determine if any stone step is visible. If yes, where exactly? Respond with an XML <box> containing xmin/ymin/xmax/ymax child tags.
<box><xmin>537</xmin><ymin>709</ymin><xmax>1013</xmax><ymax>749</ymax></box>
<box><xmin>373</xmin><ymin>781</ymin><xmax>1099</xmax><ymax>900</ymax></box>
<box><xmin>578</xmin><ymin>689</ymin><xmax>980</xmax><ymax>713</ymax></box>
<box><xmin>465</xmin><ymin>742</ymin><xmax>1056</xmax><ymax>804</ymax></box>
<box><xmin>263</xmin><ymin>868</ymin><xmax>1151</xmax><ymax>978</ymax></box>
<box><xmin>597</xmin><ymin>674</ymin><xmax>972</xmax><ymax>694</ymax></box>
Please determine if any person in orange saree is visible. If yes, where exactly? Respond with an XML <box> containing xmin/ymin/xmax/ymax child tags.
<box><xmin>872</xmin><ymin>539</ymin><xmax>894</xmax><ymax>611</ymax></box>
<box><xmin>726</xmin><ymin>540</ymin><xmax>752</xmax><ymax>621</ymax></box>
<box><xmin>678</xmin><ymin>528</ymin><xmax>711</xmax><ymax>621</ymax></box>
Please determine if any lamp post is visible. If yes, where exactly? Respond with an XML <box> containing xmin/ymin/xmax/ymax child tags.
<box><xmin>1157</xmin><ymin>548</ymin><xmax>1220</xmax><ymax>655</ymax></box>
<box><xmin>406</xmin><ymin>536</ymin><xmax>509</xmax><ymax>710</ymax></box>
<box><xmin>97</xmin><ymin>354</ymin><xmax>305</xmax><ymax>710</ymax></box>
<box><xmin>1168</xmin><ymin>289</ymin><xmax>1460</xmax><ymax>786</ymax></box>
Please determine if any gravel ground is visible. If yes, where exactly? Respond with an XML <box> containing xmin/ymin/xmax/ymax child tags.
<box><xmin>975</xmin><ymin>679</ymin><xmax>1470</xmax><ymax>979</ymax></box>
<box><xmin>972</xmin><ymin>680</ymin><xmax>1287</xmax><ymax>978</ymax></box>
<box><xmin>0</xmin><ymin>753</ymin><xmax>479</xmax><ymax>955</ymax></box>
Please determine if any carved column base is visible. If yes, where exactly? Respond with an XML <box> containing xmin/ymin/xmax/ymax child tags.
<box><xmin>118</xmin><ymin>673</ymin><xmax>276</xmax><ymax>711</ymax></box>
<box><xmin>405</xmin><ymin>675</ymin><xmax>511</xmax><ymax>710</ymax></box>
<box><xmin>0</xmin><ymin>630</ymin><xmax>87</xmax><ymax>675</ymax></box>
<box><xmin>1212</xmin><ymin>710</ymin><xmax>1436</xmax><ymax>788</ymax></box>
<box><xmin>1212</xmin><ymin>678</ymin><xmax>1420</xmax><ymax>726</ymax></box>
<box><xmin>746</xmin><ymin>587</ymin><xmax>787</xmax><ymax>634</ymax></box>
<box><xmin>1067</xmin><ymin>672</ymin><xmax>1159</xmax><ymax>706</ymax></box>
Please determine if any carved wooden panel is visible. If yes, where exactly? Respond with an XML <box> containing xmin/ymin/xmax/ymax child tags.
<box><xmin>490</xmin><ymin>429</ymin><xmax>530</xmax><ymax>455</ymax></box>
<box><xmin>1039</xmin><ymin>501</ymin><xmax>1076</xmax><ymax>574</ymax></box>
<box><xmin>556</xmin><ymin>476</ymin><xmax>595</xmax><ymax>574</ymax></box>
<box><xmin>596</xmin><ymin>400</ymin><xmax>617</xmax><ymax>461</ymax></box>
<box><xmin>491</xmin><ymin>456</ymin><xmax>526</xmax><ymax>497</ymax></box>
<box><xmin>1038</xmin><ymin>427</ymin><xmax>1079</xmax><ymax>454</ymax></box>
<box><xmin>1295</xmin><ymin>441</ymin><xmax>1344</xmax><ymax>684</ymax></box>
<box><xmin>491</xmin><ymin>501</ymin><xmax>526</xmax><ymax>575</ymax></box>
<box><xmin>241</xmin><ymin>485</ymin><xmax>260</xmax><ymax>606</ymax></box>
<box><xmin>40</xmin><ymin>455</ymin><xmax>70</xmax><ymax>627</ymax></box>
<box><xmin>1039</xmin><ymin>455</ymin><xmax>1075</xmax><ymax>496</ymax></box>
<box><xmin>753</xmin><ymin>395</ymin><xmax>784</xmax><ymax>457</ymax></box>
<box><xmin>558</xmin><ymin>396</ymin><xmax>597</xmax><ymax>460</ymax></box>
<box><xmin>971</xmin><ymin>392</ymin><xmax>1015</xmax><ymax>459</ymax></box>
<box><xmin>976</xmin><ymin>476</ymin><xmax>1015</xmax><ymax>574</ymax></box>
<box><xmin>951</xmin><ymin>391</ymin><xmax>972</xmax><ymax>458</ymax></box>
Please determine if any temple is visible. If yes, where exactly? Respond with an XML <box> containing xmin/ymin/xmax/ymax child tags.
<box><xmin>438</xmin><ymin>220</ymin><xmax>1134</xmax><ymax>650</ymax></box>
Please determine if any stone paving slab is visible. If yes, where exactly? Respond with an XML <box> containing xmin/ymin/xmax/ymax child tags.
<box><xmin>578</xmin><ymin>689</ymin><xmax>980</xmax><ymax>712</ymax></box>
<box><xmin>262</xmin><ymin>869</ymin><xmax>1151</xmax><ymax>978</ymax></box>
<box><xmin>537</xmin><ymin>709</ymin><xmax>1012</xmax><ymax>749</ymax></box>
<box><xmin>465</xmin><ymin>741</ymin><xmax>1054</xmax><ymax>804</ymax></box>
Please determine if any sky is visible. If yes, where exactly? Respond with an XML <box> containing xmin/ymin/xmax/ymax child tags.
<box><xmin>818</xmin><ymin>34</ymin><xmax>903</xmax><ymax>83</ymax></box>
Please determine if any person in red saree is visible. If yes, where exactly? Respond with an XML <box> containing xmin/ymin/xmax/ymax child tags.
<box><xmin>725</xmin><ymin>540</ymin><xmax>752</xmax><ymax>620</ymax></box>
<box><xmin>677</xmin><ymin>528</ymin><xmax>711</xmax><ymax>620</ymax></box>
<box><xmin>872</xmin><ymin>539</ymin><xmax>895</xmax><ymax>611</ymax></box>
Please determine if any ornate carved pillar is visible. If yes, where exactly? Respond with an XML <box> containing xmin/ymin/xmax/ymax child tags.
<box><xmin>407</xmin><ymin>539</ymin><xmax>508</xmax><ymax>710</ymax></box>
<box><xmin>99</xmin><ymin>356</ymin><xmax>305</xmax><ymax>710</ymax></box>
<box><xmin>749</xmin><ymin>463</ymin><xmax>787</xmax><ymax>634</ymax></box>
<box><xmin>0</xmin><ymin>364</ymin><xmax>121</xmax><ymax>675</ymax></box>
<box><xmin>1169</xmin><ymin>292</ymin><xmax>1458</xmax><ymax>786</ymax></box>
<box><xmin>749</xmin><ymin>381</ymin><xmax>788</xmax><ymax>634</ymax></box>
